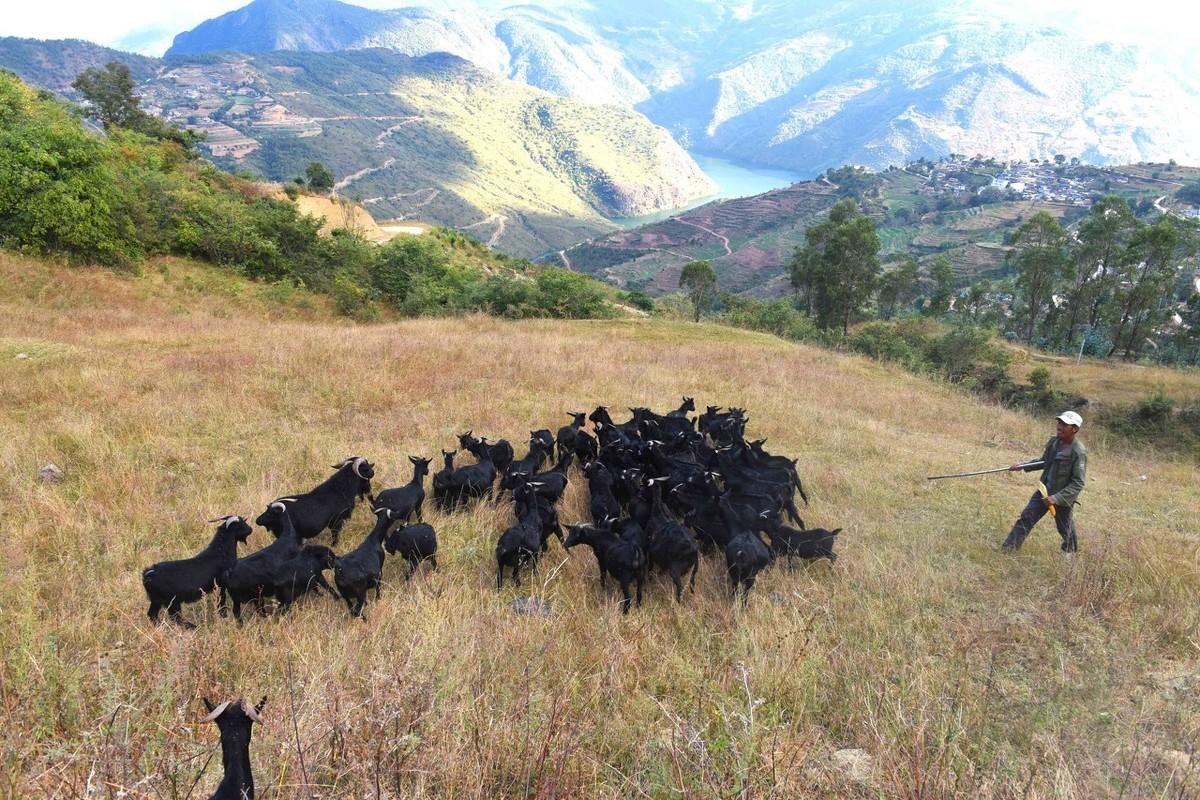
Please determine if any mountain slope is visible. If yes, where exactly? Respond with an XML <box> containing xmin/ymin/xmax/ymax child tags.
<box><xmin>167</xmin><ymin>0</ymin><xmax>650</xmax><ymax>107</ymax></box>
<box><xmin>568</xmin><ymin>156</ymin><xmax>1200</xmax><ymax>297</ymax></box>
<box><xmin>0</xmin><ymin>37</ymin><xmax>158</xmax><ymax>93</ymax></box>
<box><xmin>164</xmin><ymin>0</ymin><xmax>1200</xmax><ymax>172</ymax></box>
<box><xmin>0</xmin><ymin>41</ymin><xmax>714</xmax><ymax>257</ymax></box>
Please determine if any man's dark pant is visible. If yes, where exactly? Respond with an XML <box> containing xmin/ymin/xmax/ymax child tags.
<box><xmin>1003</xmin><ymin>493</ymin><xmax>1078</xmax><ymax>552</ymax></box>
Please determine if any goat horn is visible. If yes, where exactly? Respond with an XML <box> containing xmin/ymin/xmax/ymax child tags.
<box><xmin>207</xmin><ymin>516</ymin><xmax>232</xmax><ymax>524</ymax></box>
<box><xmin>241</xmin><ymin>698</ymin><xmax>263</xmax><ymax>722</ymax></box>
<box><xmin>202</xmin><ymin>700</ymin><xmax>231</xmax><ymax>722</ymax></box>
<box><xmin>269</xmin><ymin>502</ymin><xmax>287</xmax><ymax>513</ymax></box>
<box><xmin>352</xmin><ymin>457</ymin><xmax>368</xmax><ymax>479</ymax></box>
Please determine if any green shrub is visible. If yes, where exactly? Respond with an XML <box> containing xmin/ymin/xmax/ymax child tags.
<box><xmin>532</xmin><ymin>268</ymin><xmax>613</xmax><ymax>319</ymax></box>
<box><xmin>330</xmin><ymin>273</ymin><xmax>378</xmax><ymax>321</ymax></box>
<box><xmin>369</xmin><ymin>236</ymin><xmax>451</xmax><ymax>306</ymax></box>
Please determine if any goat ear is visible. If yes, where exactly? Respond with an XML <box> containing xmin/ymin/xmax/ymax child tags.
<box><xmin>202</xmin><ymin>700</ymin><xmax>231</xmax><ymax>722</ymax></box>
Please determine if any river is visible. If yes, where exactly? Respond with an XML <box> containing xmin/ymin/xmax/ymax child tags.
<box><xmin>613</xmin><ymin>151</ymin><xmax>806</xmax><ymax>228</ymax></box>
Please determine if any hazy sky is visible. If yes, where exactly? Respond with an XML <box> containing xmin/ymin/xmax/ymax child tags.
<box><xmin>1</xmin><ymin>0</ymin><xmax>1195</xmax><ymax>56</ymax></box>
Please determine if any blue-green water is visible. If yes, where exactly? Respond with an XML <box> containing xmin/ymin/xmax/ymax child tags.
<box><xmin>614</xmin><ymin>151</ymin><xmax>805</xmax><ymax>228</ymax></box>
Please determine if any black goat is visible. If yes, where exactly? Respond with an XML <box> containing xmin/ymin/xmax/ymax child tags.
<box><xmin>720</xmin><ymin>496</ymin><xmax>772</xmax><ymax>604</ymax></box>
<box><xmin>220</xmin><ymin>502</ymin><xmax>302</xmax><ymax>622</ymax></box>
<box><xmin>333</xmin><ymin>508</ymin><xmax>392</xmax><ymax>617</ymax></box>
<box><xmin>432</xmin><ymin>450</ymin><xmax>457</xmax><ymax>510</ymax></box>
<box><xmin>143</xmin><ymin>515</ymin><xmax>252</xmax><ymax>627</ymax></box>
<box><xmin>259</xmin><ymin>456</ymin><xmax>374</xmax><ymax>545</ymax></box>
<box><xmin>459</xmin><ymin>431</ymin><xmax>515</xmax><ymax>475</ymax></box>
<box><xmin>645</xmin><ymin>480</ymin><xmax>699</xmax><ymax>602</ymax></box>
<box><xmin>555</xmin><ymin>412</ymin><xmax>587</xmax><ymax>463</ymax></box>
<box><xmin>519</xmin><ymin>450</ymin><xmax>573</xmax><ymax>505</ymax></box>
<box><xmin>500</xmin><ymin>438</ymin><xmax>551</xmax><ymax>495</ymax></box>
<box><xmin>572</xmin><ymin>428</ymin><xmax>599</xmax><ymax>464</ymax></box>
<box><xmin>495</xmin><ymin>505</ymin><xmax>542</xmax><ymax>588</ymax></box>
<box><xmin>512</xmin><ymin>481</ymin><xmax>564</xmax><ymax>551</ymax></box>
<box><xmin>564</xmin><ymin>522</ymin><xmax>645</xmax><ymax>613</ymax></box>
<box><xmin>272</xmin><ymin>545</ymin><xmax>337</xmax><ymax>610</ymax></box>
<box><xmin>529</xmin><ymin>428</ymin><xmax>555</xmax><ymax>455</ymax></box>
<box><xmin>583</xmin><ymin>460</ymin><xmax>621</xmax><ymax>524</ymax></box>
<box><xmin>371</xmin><ymin>455</ymin><xmax>430</xmax><ymax>522</ymax></box>
<box><xmin>764</xmin><ymin>522</ymin><xmax>841</xmax><ymax>566</ymax></box>
<box><xmin>201</xmin><ymin>696</ymin><xmax>265</xmax><ymax>800</ymax></box>
<box><xmin>385</xmin><ymin>522</ymin><xmax>438</xmax><ymax>578</ymax></box>
<box><xmin>444</xmin><ymin>449</ymin><xmax>497</xmax><ymax>506</ymax></box>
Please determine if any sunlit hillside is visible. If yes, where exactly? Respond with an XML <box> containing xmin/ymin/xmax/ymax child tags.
<box><xmin>1</xmin><ymin>254</ymin><xmax>1197</xmax><ymax>798</ymax></box>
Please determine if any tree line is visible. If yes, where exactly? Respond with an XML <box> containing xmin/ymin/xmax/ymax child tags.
<box><xmin>680</xmin><ymin>195</ymin><xmax>1200</xmax><ymax>366</ymax></box>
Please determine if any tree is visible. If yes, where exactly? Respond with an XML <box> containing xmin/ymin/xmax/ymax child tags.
<box><xmin>877</xmin><ymin>255</ymin><xmax>919</xmax><ymax>319</ymax></box>
<box><xmin>1107</xmin><ymin>219</ymin><xmax>1190</xmax><ymax>358</ymax></box>
<box><xmin>71</xmin><ymin>62</ymin><xmax>201</xmax><ymax>151</ymax></box>
<box><xmin>926</xmin><ymin>255</ymin><xmax>955</xmax><ymax>317</ymax></box>
<box><xmin>679</xmin><ymin>260</ymin><xmax>717</xmax><ymax>322</ymax></box>
<box><xmin>1009</xmin><ymin>211</ymin><xmax>1069</xmax><ymax>343</ymax></box>
<box><xmin>789</xmin><ymin>199</ymin><xmax>881</xmax><ymax>333</ymax></box>
<box><xmin>306</xmin><ymin>161</ymin><xmax>335</xmax><ymax>192</ymax></box>
<box><xmin>72</xmin><ymin>62</ymin><xmax>143</xmax><ymax>130</ymax></box>
<box><xmin>1057</xmin><ymin>195</ymin><xmax>1137</xmax><ymax>346</ymax></box>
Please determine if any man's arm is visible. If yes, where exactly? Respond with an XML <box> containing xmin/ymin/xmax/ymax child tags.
<box><xmin>1052</xmin><ymin>450</ymin><xmax>1087</xmax><ymax>506</ymax></box>
<box><xmin>1011</xmin><ymin>440</ymin><xmax>1053</xmax><ymax>472</ymax></box>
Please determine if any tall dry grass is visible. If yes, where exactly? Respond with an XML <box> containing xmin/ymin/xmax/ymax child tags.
<box><xmin>0</xmin><ymin>256</ymin><xmax>1197</xmax><ymax>798</ymax></box>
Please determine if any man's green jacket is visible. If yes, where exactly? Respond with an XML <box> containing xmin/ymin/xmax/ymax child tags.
<box><xmin>1021</xmin><ymin>437</ymin><xmax>1088</xmax><ymax>506</ymax></box>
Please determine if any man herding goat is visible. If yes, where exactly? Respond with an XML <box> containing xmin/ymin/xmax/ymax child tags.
<box><xmin>1002</xmin><ymin>411</ymin><xmax>1087</xmax><ymax>554</ymax></box>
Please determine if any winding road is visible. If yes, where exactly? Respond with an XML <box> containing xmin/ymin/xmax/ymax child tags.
<box><xmin>674</xmin><ymin>218</ymin><xmax>732</xmax><ymax>257</ymax></box>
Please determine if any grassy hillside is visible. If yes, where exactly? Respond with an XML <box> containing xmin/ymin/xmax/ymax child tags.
<box><xmin>2</xmin><ymin>254</ymin><xmax>1197</xmax><ymax>798</ymax></box>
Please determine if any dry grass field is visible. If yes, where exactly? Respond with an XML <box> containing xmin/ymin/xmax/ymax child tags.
<box><xmin>1</xmin><ymin>255</ymin><xmax>1197</xmax><ymax>798</ymax></box>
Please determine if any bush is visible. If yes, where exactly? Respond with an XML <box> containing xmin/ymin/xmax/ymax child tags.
<box><xmin>533</xmin><ymin>268</ymin><xmax>613</xmax><ymax>319</ymax></box>
<box><xmin>623</xmin><ymin>290</ymin><xmax>656</xmax><ymax>312</ymax></box>
<box><xmin>369</xmin><ymin>236</ymin><xmax>451</xmax><ymax>307</ymax></box>
<box><xmin>330</xmin><ymin>272</ymin><xmax>378</xmax><ymax>321</ymax></box>
<box><xmin>847</xmin><ymin>321</ymin><xmax>926</xmax><ymax>371</ymax></box>
<box><xmin>719</xmin><ymin>297</ymin><xmax>819</xmax><ymax>342</ymax></box>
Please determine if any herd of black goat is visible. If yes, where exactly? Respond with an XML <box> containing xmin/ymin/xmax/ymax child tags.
<box><xmin>143</xmin><ymin>398</ymin><xmax>842</xmax><ymax>628</ymax></box>
<box><xmin>146</xmin><ymin>399</ymin><xmax>842</xmax><ymax>799</ymax></box>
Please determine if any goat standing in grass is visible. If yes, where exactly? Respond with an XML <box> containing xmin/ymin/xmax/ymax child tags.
<box><xmin>764</xmin><ymin>520</ymin><xmax>841</xmax><ymax>567</ymax></box>
<box><xmin>258</xmin><ymin>456</ymin><xmax>374</xmax><ymax>545</ymax></box>
<box><xmin>201</xmin><ymin>696</ymin><xmax>265</xmax><ymax>800</ymax></box>
<box><xmin>371</xmin><ymin>455</ymin><xmax>431</xmax><ymax>522</ymax></box>
<box><xmin>645</xmin><ymin>479</ymin><xmax>700</xmax><ymax>602</ymax></box>
<box><xmin>720</xmin><ymin>495</ymin><xmax>772</xmax><ymax>604</ymax></box>
<box><xmin>496</xmin><ymin>505</ymin><xmax>542</xmax><ymax>588</ymax></box>
<box><xmin>143</xmin><ymin>515</ymin><xmax>252</xmax><ymax>627</ymax></box>
<box><xmin>272</xmin><ymin>545</ymin><xmax>338</xmax><ymax>610</ymax></box>
<box><xmin>564</xmin><ymin>521</ymin><xmax>646</xmax><ymax>613</ymax></box>
<box><xmin>385</xmin><ymin>522</ymin><xmax>438</xmax><ymax>578</ymax></box>
<box><xmin>219</xmin><ymin>503</ymin><xmax>302</xmax><ymax>622</ymax></box>
<box><xmin>556</xmin><ymin>412</ymin><xmax>587</xmax><ymax>463</ymax></box>
<box><xmin>334</xmin><ymin>507</ymin><xmax>392</xmax><ymax>617</ymax></box>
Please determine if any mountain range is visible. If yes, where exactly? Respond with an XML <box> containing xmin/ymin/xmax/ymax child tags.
<box><xmin>165</xmin><ymin>0</ymin><xmax>1200</xmax><ymax>171</ymax></box>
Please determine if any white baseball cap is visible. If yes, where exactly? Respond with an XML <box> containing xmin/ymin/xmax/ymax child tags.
<box><xmin>1056</xmin><ymin>411</ymin><xmax>1083</xmax><ymax>428</ymax></box>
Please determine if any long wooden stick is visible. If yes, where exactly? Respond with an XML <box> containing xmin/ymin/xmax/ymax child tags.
<box><xmin>926</xmin><ymin>461</ymin><xmax>1044</xmax><ymax>481</ymax></box>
